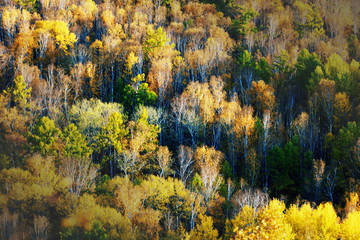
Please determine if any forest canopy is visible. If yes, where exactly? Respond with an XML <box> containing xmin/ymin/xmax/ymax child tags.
<box><xmin>0</xmin><ymin>0</ymin><xmax>360</xmax><ymax>239</ymax></box>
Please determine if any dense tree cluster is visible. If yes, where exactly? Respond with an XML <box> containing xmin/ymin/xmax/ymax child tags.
<box><xmin>0</xmin><ymin>0</ymin><xmax>360</xmax><ymax>238</ymax></box>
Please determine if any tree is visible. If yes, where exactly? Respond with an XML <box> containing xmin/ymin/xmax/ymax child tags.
<box><xmin>307</xmin><ymin>65</ymin><xmax>325</xmax><ymax>94</ymax></box>
<box><xmin>344</xmin><ymin>192</ymin><xmax>360</xmax><ymax>216</ymax></box>
<box><xmin>70</xmin><ymin>62</ymin><xmax>97</xmax><ymax>100</ymax></box>
<box><xmin>332</xmin><ymin>122</ymin><xmax>360</xmax><ymax>179</ymax></box>
<box><xmin>254</xmin><ymin>56</ymin><xmax>273</xmax><ymax>84</ymax></box>
<box><xmin>27</xmin><ymin>64</ymin><xmax>68</xmax><ymax>122</ymax></box>
<box><xmin>1</xmin><ymin>7</ymin><xmax>21</xmax><ymax>44</ymax></box>
<box><xmin>16</xmin><ymin>0</ymin><xmax>37</xmax><ymax>11</ymax></box>
<box><xmin>61</xmin><ymin>194</ymin><xmax>132</xmax><ymax>239</ymax></box>
<box><xmin>291</xmin><ymin>112</ymin><xmax>314</xmax><ymax>184</ymax></box>
<box><xmin>247</xmin><ymin>148</ymin><xmax>260</xmax><ymax>188</ymax></box>
<box><xmin>189</xmin><ymin>213</ymin><xmax>218</xmax><ymax>240</ymax></box>
<box><xmin>0</xmin><ymin>208</ymin><xmax>19</xmax><ymax>239</ymax></box>
<box><xmin>293</xmin><ymin>1</ymin><xmax>325</xmax><ymax>39</ymax></box>
<box><xmin>234</xmin><ymin>49</ymin><xmax>254</xmax><ymax>104</ymax></box>
<box><xmin>98</xmin><ymin>112</ymin><xmax>128</xmax><ymax>178</ymax></box>
<box><xmin>292</xmin><ymin>112</ymin><xmax>310</xmax><ymax>153</ymax></box>
<box><xmin>286</xmin><ymin>202</ymin><xmax>340</xmax><ymax>240</ymax></box>
<box><xmin>228</xmin><ymin>4</ymin><xmax>258</xmax><ymax>42</ymax></box>
<box><xmin>318</xmin><ymin>0</ymin><xmax>352</xmax><ymax>39</ymax></box>
<box><xmin>294</xmin><ymin>49</ymin><xmax>322</xmax><ymax>102</ymax></box>
<box><xmin>69</xmin><ymin>99</ymin><xmax>124</xmax><ymax>145</ymax></box>
<box><xmin>67</xmin><ymin>0</ymin><xmax>98</xmax><ymax>37</ymax></box>
<box><xmin>141</xmin><ymin>175</ymin><xmax>193</xmax><ymax>231</ymax></box>
<box><xmin>195</xmin><ymin>146</ymin><xmax>223</xmax><ymax>202</ymax></box>
<box><xmin>318</xmin><ymin>79</ymin><xmax>336</xmax><ymax>133</ymax></box>
<box><xmin>333</xmin><ymin>92</ymin><xmax>352</xmax><ymax>131</ymax></box>
<box><xmin>107</xmin><ymin>177</ymin><xmax>145</xmax><ymax>221</ymax></box>
<box><xmin>342</xmin><ymin>210</ymin><xmax>360</xmax><ymax>240</ymax></box>
<box><xmin>231</xmin><ymin>188</ymin><xmax>269</xmax><ymax>218</ymax></box>
<box><xmin>155</xmin><ymin>146</ymin><xmax>173</xmax><ymax>178</ymax></box>
<box><xmin>312</xmin><ymin>158</ymin><xmax>325</xmax><ymax>202</ymax></box>
<box><xmin>234</xmin><ymin>105</ymin><xmax>256</xmax><ymax>178</ymax></box>
<box><xmin>268</xmin><ymin>139</ymin><xmax>301</xmax><ymax>200</ymax></box>
<box><xmin>271</xmin><ymin>50</ymin><xmax>294</xmax><ymax>123</ymax></box>
<box><xmin>0</xmin><ymin>154</ymin><xmax>69</xmax><ymax>230</ymax></box>
<box><xmin>119</xmin><ymin>109</ymin><xmax>160</xmax><ymax>178</ymax></box>
<box><xmin>31</xmin><ymin>215</ymin><xmax>49</xmax><ymax>240</ymax></box>
<box><xmin>61</xmin><ymin>123</ymin><xmax>92</xmax><ymax>159</ymax></box>
<box><xmin>58</xmin><ymin>156</ymin><xmax>98</xmax><ymax>198</ymax></box>
<box><xmin>324</xmin><ymin>53</ymin><xmax>353</xmax><ymax>94</ymax></box>
<box><xmin>177</xmin><ymin>82</ymin><xmax>204</xmax><ymax>147</ymax></box>
<box><xmin>171</xmin><ymin>94</ymin><xmax>188</xmax><ymax>146</ymax></box>
<box><xmin>250</xmin><ymin>80</ymin><xmax>276</xmax><ymax>116</ymax></box>
<box><xmin>34</xmin><ymin>20</ymin><xmax>77</xmax><ymax>54</ymax></box>
<box><xmin>3</xmin><ymin>75</ymin><xmax>32</xmax><ymax>110</ymax></box>
<box><xmin>232</xmin><ymin>199</ymin><xmax>294</xmax><ymax>240</ymax></box>
<box><xmin>125</xmin><ymin>52</ymin><xmax>138</xmax><ymax>75</ymax></box>
<box><xmin>144</xmin><ymin>26</ymin><xmax>182</xmax><ymax>108</ymax></box>
<box><xmin>27</xmin><ymin>116</ymin><xmax>61</xmax><ymax>156</ymax></box>
<box><xmin>143</xmin><ymin>27</ymin><xmax>171</xmax><ymax>61</ymax></box>
<box><xmin>178</xmin><ymin>145</ymin><xmax>194</xmax><ymax>185</ymax></box>
<box><xmin>117</xmin><ymin>74</ymin><xmax>157</xmax><ymax>113</ymax></box>
<box><xmin>220</xmin><ymin>96</ymin><xmax>242</xmax><ymax>176</ymax></box>
<box><xmin>106</xmin><ymin>176</ymin><xmax>162</xmax><ymax>238</ymax></box>
<box><xmin>259</xmin><ymin>110</ymin><xmax>275</xmax><ymax>188</ymax></box>
<box><xmin>0</xmin><ymin>76</ymin><xmax>34</xmax><ymax>168</ymax></box>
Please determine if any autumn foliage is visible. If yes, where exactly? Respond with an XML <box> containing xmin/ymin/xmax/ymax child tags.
<box><xmin>0</xmin><ymin>0</ymin><xmax>360</xmax><ymax>239</ymax></box>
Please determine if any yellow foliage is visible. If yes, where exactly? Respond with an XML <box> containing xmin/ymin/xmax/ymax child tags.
<box><xmin>1</xmin><ymin>7</ymin><xmax>21</xmax><ymax>36</ymax></box>
<box><xmin>181</xmin><ymin>79</ymin><xmax>226</xmax><ymax>126</ymax></box>
<box><xmin>34</xmin><ymin>20</ymin><xmax>77</xmax><ymax>53</ymax></box>
<box><xmin>233</xmin><ymin>199</ymin><xmax>294</xmax><ymax>240</ymax></box>
<box><xmin>341</xmin><ymin>210</ymin><xmax>360</xmax><ymax>240</ymax></box>
<box><xmin>0</xmin><ymin>155</ymin><xmax>70</xmax><ymax>216</ymax></box>
<box><xmin>190</xmin><ymin>213</ymin><xmax>219</xmax><ymax>240</ymax></box>
<box><xmin>256</xmin><ymin>199</ymin><xmax>294</xmax><ymax>240</ymax></box>
<box><xmin>156</xmin><ymin>146</ymin><xmax>173</xmax><ymax>178</ymax></box>
<box><xmin>108</xmin><ymin>24</ymin><xmax>126</xmax><ymax>39</ymax></box>
<box><xmin>234</xmin><ymin>105</ymin><xmax>256</xmax><ymax>139</ymax></box>
<box><xmin>126</xmin><ymin>52</ymin><xmax>139</xmax><ymax>74</ymax></box>
<box><xmin>220</xmin><ymin>97</ymin><xmax>242</xmax><ymax>126</ymax></box>
<box><xmin>0</xmin><ymin>93</ymin><xmax>31</xmax><ymax>135</ymax></box>
<box><xmin>110</xmin><ymin>176</ymin><xmax>145</xmax><ymax>217</ymax></box>
<box><xmin>286</xmin><ymin>202</ymin><xmax>340</xmax><ymax>240</ymax></box>
<box><xmin>26</xmin><ymin>154</ymin><xmax>70</xmax><ymax>191</ymax></box>
<box><xmin>334</xmin><ymin>92</ymin><xmax>352</xmax><ymax>129</ymax></box>
<box><xmin>132</xmin><ymin>208</ymin><xmax>162</xmax><ymax>239</ymax></box>
<box><xmin>314</xmin><ymin>203</ymin><xmax>340</xmax><ymax>239</ymax></box>
<box><xmin>90</xmin><ymin>39</ymin><xmax>103</xmax><ymax>50</ymax></box>
<box><xmin>232</xmin><ymin>205</ymin><xmax>257</xmax><ymax>230</ymax></box>
<box><xmin>313</xmin><ymin>159</ymin><xmax>325</xmax><ymax>185</ymax></box>
<box><xmin>104</xmin><ymin>176</ymin><xmax>162</xmax><ymax>238</ymax></box>
<box><xmin>142</xmin><ymin>175</ymin><xmax>192</xmax><ymax>214</ymax></box>
<box><xmin>250</xmin><ymin>80</ymin><xmax>276</xmax><ymax>114</ymax></box>
<box><xmin>345</xmin><ymin>192</ymin><xmax>360</xmax><ymax>215</ymax></box>
<box><xmin>195</xmin><ymin>146</ymin><xmax>223</xmax><ymax>201</ymax></box>
<box><xmin>68</xmin><ymin>0</ymin><xmax>98</xmax><ymax>29</ymax></box>
<box><xmin>62</xmin><ymin>194</ymin><xmax>132</xmax><ymax>239</ymax></box>
<box><xmin>101</xmin><ymin>10</ymin><xmax>115</xmax><ymax>28</ymax></box>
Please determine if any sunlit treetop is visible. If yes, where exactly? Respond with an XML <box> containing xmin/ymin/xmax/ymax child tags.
<box><xmin>34</xmin><ymin>20</ymin><xmax>77</xmax><ymax>53</ymax></box>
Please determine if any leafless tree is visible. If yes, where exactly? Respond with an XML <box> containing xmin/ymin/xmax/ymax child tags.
<box><xmin>232</xmin><ymin>189</ymin><xmax>269</xmax><ymax>217</ymax></box>
<box><xmin>325</xmin><ymin>167</ymin><xmax>337</xmax><ymax>203</ymax></box>
<box><xmin>59</xmin><ymin>156</ymin><xmax>98</xmax><ymax>197</ymax></box>
<box><xmin>178</xmin><ymin>145</ymin><xmax>194</xmax><ymax>185</ymax></box>
<box><xmin>31</xmin><ymin>215</ymin><xmax>49</xmax><ymax>240</ymax></box>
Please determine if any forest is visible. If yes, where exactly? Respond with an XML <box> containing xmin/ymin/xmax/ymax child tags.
<box><xmin>0</xmin><ymin>0</ymin><xmax>360</xmax><ymax>239</ymax></box>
